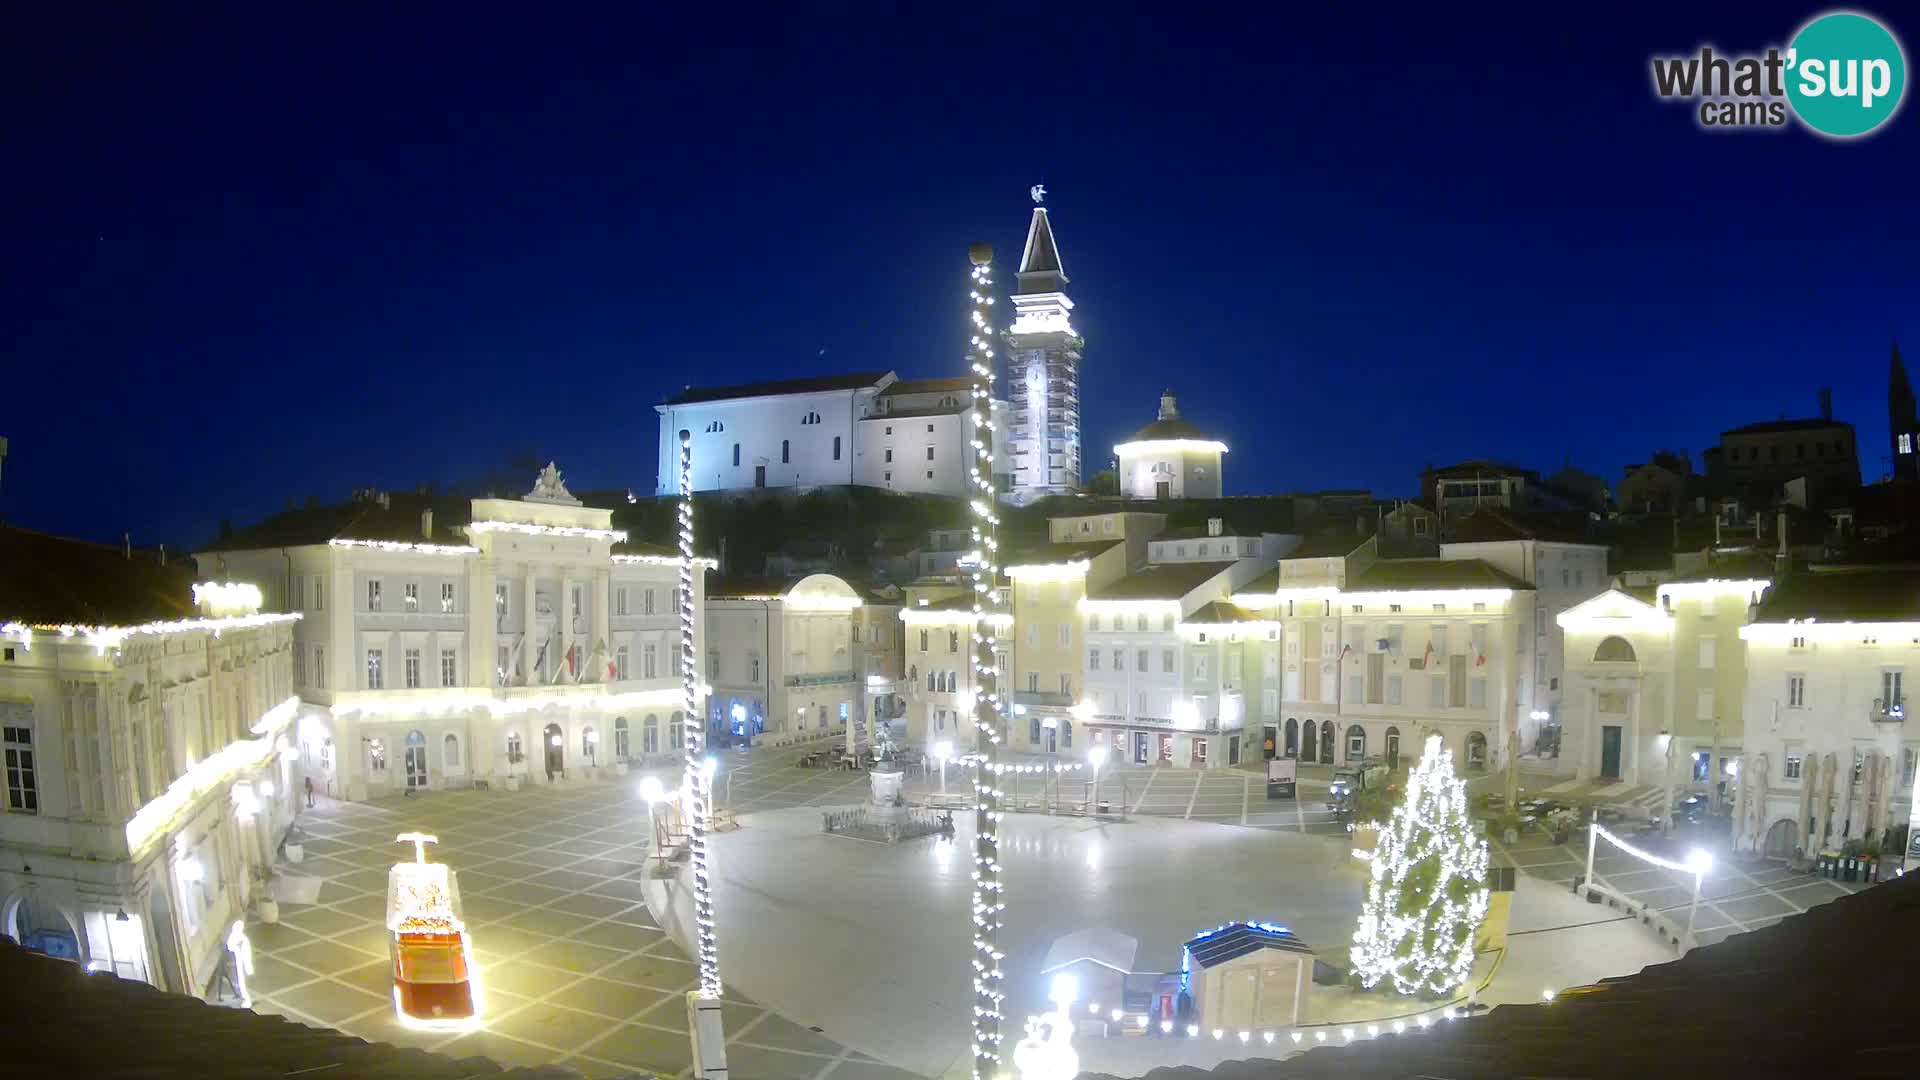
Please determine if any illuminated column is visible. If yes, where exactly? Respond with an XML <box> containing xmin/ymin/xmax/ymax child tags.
<box><xmin>966</xmin><ymin>243</ymin><xmax>1008</xmax><ymax>1080</ymax></box>
<box><xmin>522</xmin><ymin>571</ymin><xmax>538</xmax><ymax>686</ymax></box>
<box><xmin>560</xmin><ymin>575</ymin><xmax>577</xmax><ymax>683</ymax></box>
<box><xmin>678</xmin><ymin>428</ymin><xmax>728</xmax><ymax>1079</ymax></box>
<box><xmin>592</xmin><ymin>569</ymin><xmax>611</xmax><ymax>683</ymax></box>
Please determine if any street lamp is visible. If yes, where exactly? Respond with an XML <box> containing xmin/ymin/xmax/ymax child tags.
<box><xmin>639</xmin><ymin>776</ymin><xmax>669</xmax><ymax>868</ymax></box>
<box><xmin>933</xmin><ymin>739</ymin><xmax>953</xmax><ymax>794</ymax></box>
<box><xmin>1088</xmin><ymin>745</ymin><xmax>1109</xmax><ymax>815</ymax></box>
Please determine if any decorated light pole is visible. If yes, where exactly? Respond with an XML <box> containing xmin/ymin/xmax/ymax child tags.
<box><xmin>678</xmin><ymin>429</ymin><xmax>727</xmax><ymax>1079</ymax></box>
<box><xmin>965</xmin><ymin>242</ymin><xmax>1009</xmax><ymax>1080</ymax></box>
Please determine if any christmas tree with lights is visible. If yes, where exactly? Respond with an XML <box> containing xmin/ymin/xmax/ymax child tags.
<box><xmin>1351</xmin><ymin>733</ymin><xmax>1490</xmax><ymax>996</ymax></box>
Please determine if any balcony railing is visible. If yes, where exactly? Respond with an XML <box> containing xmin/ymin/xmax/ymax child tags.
<box><xmin>1013</xmin><ymin>689</ymin><xmax>1075</xmax><ymax>709</ymax></box>
<box><xmin>1871</xmin><ymin>697</ymin><xmax>1906</xmax><ymax>723</ymax></box>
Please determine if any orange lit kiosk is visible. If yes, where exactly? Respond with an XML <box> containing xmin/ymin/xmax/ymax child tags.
<box><xmin>386</xmin><ymin>832</ymin><xmax>478</xmax><ymax>1028</ymax></box>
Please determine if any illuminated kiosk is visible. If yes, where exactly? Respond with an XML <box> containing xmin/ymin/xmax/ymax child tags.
<box><xmin>386</xmin><ymin>832</ymin><xmax>478</xmax><ymax>1028</ymax></box>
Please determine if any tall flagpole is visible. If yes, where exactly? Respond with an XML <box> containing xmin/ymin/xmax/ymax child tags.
<box><xmin>965</xmin><ymin>242</ymin><xmax>1008</xmax><ymax>1080</ymax></box>
<box><xmin>679</xmin><ymin>428</ymin><xmax>728</xmax><ymax>1080</ymax></box>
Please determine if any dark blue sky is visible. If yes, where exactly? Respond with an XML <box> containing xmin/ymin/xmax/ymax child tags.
<box><xmin>4</xmin><ymin>2</ymin><xmax>1915</xmax><ymax>547</ymax></box>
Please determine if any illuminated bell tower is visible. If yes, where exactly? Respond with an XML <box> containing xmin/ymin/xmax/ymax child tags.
<box><xmin>1004</xmin><ymin>185</ymin><xmax>1083</xmax><ymax>502</ymax></box>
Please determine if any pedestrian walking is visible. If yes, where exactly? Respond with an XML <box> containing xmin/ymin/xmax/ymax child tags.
<box><xmin>304</xmin><ymin>775</ymin><xmax>315</xmax><ymax>808</ymax></box>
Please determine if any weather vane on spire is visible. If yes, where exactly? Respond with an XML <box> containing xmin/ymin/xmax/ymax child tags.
<box><xmin>1030</xmin><ymin>183</ymin><xmax>1047</xmax><ymax>204</ymax></box>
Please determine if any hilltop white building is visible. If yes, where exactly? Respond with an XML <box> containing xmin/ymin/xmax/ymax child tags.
<box><xmin>1114</xmin><ymin>391</ymin><xmax>1226</xmax><ymax>501</ymax></box>
<box><xmin>654</xmin><ymin>371</ymin><xmax>1008</xmax><ymax>499</ymax></box>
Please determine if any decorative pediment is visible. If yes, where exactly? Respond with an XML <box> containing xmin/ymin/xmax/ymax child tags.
<box><xmin>526</xmin><ymin>462</ymin><xmax>583</xmax><ymax>506</ymax></box>
<box><xmin>1557</xmin><ymin>588</ymin><xmax>1671</xmax><ymax>634</ymax></box>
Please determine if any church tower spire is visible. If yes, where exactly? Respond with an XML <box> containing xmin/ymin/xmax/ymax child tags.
<box><xmin>1892</xmin><ymin>341</ymin><xmax>1918</xmax><ymax>482</ymax></box>
<box><xmin>1004</xmin><ymin>184</ymin><xmax>1084</xmax><ymax>502</ymax></box>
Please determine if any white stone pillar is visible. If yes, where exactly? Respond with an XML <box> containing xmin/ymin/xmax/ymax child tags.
<box><xmin>592</xmin><ymin>570</ymin><xmax>611</xmax><ymax>683</ymax></box>
<box><xmin>522</xmin><ymin>570</ymin><xmax>539</xmax><ymax>686</ymax></box>
<box><xmin>561</xmin><ymin>575</ymin><xmax>577</xmax><ymax>683</ymax></box>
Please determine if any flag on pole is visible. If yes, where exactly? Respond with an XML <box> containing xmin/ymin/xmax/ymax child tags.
<box><xmin>1423</xmin><ymin>641</ymin><xmax>1436</xmax><ymax>666</ymax></box>
<box><xmin>1339</xmin><ymin>643</ymin><xmax>1353</xmax><ymax>662</ymax></box>
<box><xmin>1475</xmin><ymin>652</ymin><xmax>1487</xmax><ymax>668</ymax></box>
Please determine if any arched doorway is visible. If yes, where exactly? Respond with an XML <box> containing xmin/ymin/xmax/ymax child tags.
<box><xmin>1284</xmin><ymin>718</ymin><xmax>1299</xmax><ymax>757</ymax></box>
<box><xmin>1319</xmin><ymin>721</ymin><xmax>1335</xmax><ymax>764</ymax></box>
<box><xmin>1763</xmin><ymin>818</ymin><xmax>1800</xmax><ymax>859</ymax></box>
<box><xmin>1345</xmin><ymin>724</ymin><xmax>1367</xmax><ymax>764</ymax></box>
<box><xmin>3</xmin><ymin>893</ymin><xmax>81</xmax><ymax>961</ymax></box>
<box><xmin>442</xmin><ymin>733</ymin><xmax>461</xmax><ymax>773</ymax></box>
<box><xmin>1385</xmin><ymin>726</ymin><xmax>1402</xmax><ymax>769</ymax></box>
<box><xmin>1466</xmin><ymin>731</ymin><xmax>1488</xmax><ymax>770</ymax></box>
<box><xmin>1296</xmin><ymin>719</ymin><xmax>1313</xmax><ymax>762</ymax></box>
<box><xmin>542</xmin><ymin>722</ymin><xmax>564</xmax><ymax>780</ymax></box>
<box><xmin>404</xmin><ymin>730</ymin><xmax>428</xmax><ymax>790</ymax></box>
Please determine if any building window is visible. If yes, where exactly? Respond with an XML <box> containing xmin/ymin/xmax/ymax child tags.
<box><xmin>1058</xmin><ymin>623</ymin><xmax>1070</xmax><ymax>647</ymax></box>
<box><xmin>444</xmin><ymin>733</ymin><xmax>461</xmax><ymax>768</ymax></box>
<box><xmin>644</xmin><ymin>642</ymin><xmax>659</xmax><ymax>679</ymax></box>
<box><xmin>833</xmin><ymin>436</ymin><xmax>842</xmax><ymax>460</ymax></box>
<box><xmin>1697</xmin><ymin>687</ymin><xmax>1715</xmax><ymax>722</ymax></box>
<box><xmin>1059</xmin><ymin>673</ymin><xmax>1073</xmax><ymax>696</ymax></box>
<box><xmin>644</xmin><ymin>588</ymin><xmax>657</xmax><ymax>616</ymax></box>
<box><xmin>885</xmin><ymin>449</ymin><xmax>893</xmax><ymax>463</ymax></box>
<box><xmin>440</xmin><ymin>582</ymin><xmax>456</xmax><ymax>613</ymax></box>
<box><xmin>582</xmin><ymin>727</ymin><xmax>598</xmax><ymax>763</ymax></box>
<box><xmin>570</xmin><ymin>585</ymin><xmax>583</xmax><ymax>619</ymax></box>
<box><xmin>616</xmin><ymin>645</ymin><xmax>630</xmax><ymax>680</ymax></box>
<box><xmin>1787</xmin><ymin>674</ymin><xmax>1805</xmax><ymax>708</ymax></box>
<box><xmin>313</xmin><ymin>578</ymin><xmax>324</xmax><ymax>611</ymax></box>
<box><xmin>1469</xmin><ymin>677</ymin><xmax>1486</xmax><ymax>709</ymax></box>
<box><xmin>1088</xmin><ymin>613</ymin><xmax>1101</xmax><ymax>632</ymax></box>
<box><xmin>496</xmin><ymin>645</ymin><xmax>510</xmax><ymax>685</ymax></box>
<box><xmin>706</xmin><ymin>420</ymin><xmax>725</xmax><ymax>433</ymax></box>
<box><xmin>925</xmin><ymin>446</ymin><xmax>935</xmax><ymax>461</ymax></box>
<box><xmin>1901</xmin><ymin>433</ymin><xmax>1914</xmax><ymax>454</ymax></box>
<box><xmin>1783</xmin><ymin>748</ymin><xmax>1803</xmax><ymax>781</ymax></box>
<box><xmin>404</xmin><ymin>582</ymin><xmax>420</xmax><ymax>611</ymax></box>
<box><xmin>404</xmin><ymin>648</ymin><xmax>421</xmax><ymax>689</ymax></box>
<box><xmin>314</xmin><ymin>646</ymin><xmax>326</xmax><ymax>689</ymax></box>
<box><xmin>782</xmin><ymin>439</ymin><xmax>791</xmax><ymax>464</ymax></box>
<box><xmin>616</xmin><ymin>588</ymin><xmax>629</xmax><ymax>616</ymax></box>
<box><xmin>1698</xmin><ymin>638</ymin><xmax>1716</xmax><ymax>669</ymax></box>
<box><xmin>368</xmin><ymin>579</ymin><xmax>383</xmax><ymax>612</ymax></box>
<box><xmin>733</xmin><ymin>443</ymin><xmax>741</xmax><ymax>466</ymax></box>
<box><xmin>3</xmin><ymin>721</ymin><xmax>37</xmax><ymax>813</ymax></box>
<box><xmin>748</xmin><ymin>654</ymin><xmax>761</xmax><ymax>682</ymax></box>
<box><xmin>1136</xmin><ymin>614</ymin><xmax>1148</xmax><ymax>632</ymax></box>
<box><xmin>369</xmin><ymin>738</ymin><xmax>387</xmax><ymax>771</ymax></box>
<box><xmin>1089</xmin><ymin>649</ymin><xmax>1101</xmax><ymax>671</ymax></box>
<box><xmin>440</xmin><ymin>648</ymin><xmax>457</xmax><ymax>687</ymax></box>
<box><xmin>1883</xmin><ymin>669</ymin><xmax>1905</xmax><ymax>709</ymax></box>
<box><xmin>367</xmin><ymin>649</ymin><xmax>385</xmax><ymax>690</ymax></box>
<box><xmin>1137</xmin><ymin>648</ymin><xmax>1150</xmax><ymax>672</ymax></box>
<box><xmin>495</xmin><ymin>583</ymin><xmax>508</xmax><ymax>616</ymax></box>
<box><xmin>1904</xmin><ymin>747</ymin><xmax>1918</xmax><ymax>788</ymax></box>
<box><xmin>1027</xmin><ymin>672</ymin><xmax>1040</xmax><ymax>693</ymax></box>
<box><xmin>1430</xmin><ymin>675</ymin><xmax>1446</xmax><ymax>708</ymax></box>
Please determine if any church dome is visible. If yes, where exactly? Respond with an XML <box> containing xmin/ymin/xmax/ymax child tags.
<box><xmin>1119</xmin><ymin>391</ymin><xmax>1221</xmax><ymax>446</ymax></box>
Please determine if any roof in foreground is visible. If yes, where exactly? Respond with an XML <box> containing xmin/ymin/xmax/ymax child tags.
<box><xmin>1722</xmin><ymin>416</ymin><xmax>1854</xmax><ymax>435</ymax></box>
<box><xmin>1088</xmin><ymin>870</ymin><xmax>1920</xmax><ymax>1080</ymax></box>
<box><xmin>1751</xmin><ymin>566</ymin><xmax>1920</xmax><ymax>623</ymax></box>
<box><xmin>1120</xmin><ymin>415</ymin><xmax>1220</xmax><ymax>445</ymax></box>
<box><xmin>1443</xmin><ymin>507</ymin><xmax>1602</xmax><ymax>546</ymax></box>
<box><xmin>1183</xmin><ymin>922</ymin><xmax>1314</xmax><ymax>965</ymax></box>
<box><xmin>1347</xmin><ymin>558</ymin><xmax>1534</xmax><ymax>593</ymax></box>
<box><xmin>201</xmin><ymin>492</ymin><xmax>476</xmax><ymax>551</ymax></box>
<box><xmin>1003</xmin><ymin>539</ymin><xmax>1121</xmax><ymax>567</ymax></box>
<box><xmin>0</xmin><ymin>524</ymin><xmax>197</xmax><ymax>625</ymax></box>
<box><xmin>0</xmin><ymin>936</ymin><xmax>588</xmax><ymax>1080</ymax></box>
<box><xmin>880</xmin><ymin>376</ymin><xmax>973</xmax><ymax>395</ymax></box>
<box><xmin>1088</xmin><ymin>561</ymin><xmax>1232</xmax><ymax>601</ymax></box>
<box><xmin>659</xmin><ymin>370</ymin><xmax>891</xmax><ymax>406</ymax></box>
<box><xmin>1184</xmin><ymin>600</ymin><xmax>1270</xmax><ymax>625</ymax></box>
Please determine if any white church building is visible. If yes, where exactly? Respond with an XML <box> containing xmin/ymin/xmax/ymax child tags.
<box><xmin>654</xmin><ymin>371</ymin><xmax>1008</xmax><ymax>498</ymax></box>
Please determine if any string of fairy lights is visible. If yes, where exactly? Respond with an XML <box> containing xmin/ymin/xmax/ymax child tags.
<box><xmin>679</xmin><ymin>428</ymin><xmax>723</xmax><ymax>999</ymax></box>
<box><xmin>965</xmin><ymin>242</ymin><xmax>1008</xmax><ymax>1080</ymax></box>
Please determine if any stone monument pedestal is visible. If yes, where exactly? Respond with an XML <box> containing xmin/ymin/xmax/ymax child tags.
<box><xmin>869</xmin><ymin>768</ymin><xmax>905</xmax><ymax>819</ymax></box>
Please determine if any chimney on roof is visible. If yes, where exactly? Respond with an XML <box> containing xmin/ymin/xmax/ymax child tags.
<box><xmin>1207</xmin><ymin>517</ymin><xmax>1223</xmax><ymax>537</ymax></box>
<box><xmin>1776</xmin><ymin>509</ymin><xmax>1790</xmax><ymax>578</ymax></box>
<box><xmin>422</xmin><ymin>509</ymin><xmax>434</xmax><ymax>539</ymax></box>
<box><xmin>123</xmin><ymin>532</ymin><xmax>130</xmax><ymax>560</ymax></box>
<box><xmin>158</xmin><ymin>544</ymin><xmax>166</xmax><ymax>566</ymax></box>
<box><xmin>1818</xmin><ymin>387</ymin><xmax>1833</xmax><ymax>421</ymax></box>
<box><xmin>378</xmin><ymin>492</ymin><xmax>390</xmax><ymax>509</ymax></box>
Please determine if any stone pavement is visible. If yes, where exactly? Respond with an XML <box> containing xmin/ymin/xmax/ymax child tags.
<box><xmin>1489</xmin><ymin>817</ymin><xmax>1866</xmax><ymax>950</ymax></box>
<box><xmin>249</xmin><ymin>775</ymin><xmax>918</xmax><ymax>1080</ymax></box>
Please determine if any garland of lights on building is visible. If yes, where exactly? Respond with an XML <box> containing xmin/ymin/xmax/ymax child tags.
<box><xmin>965</xmin><ymin>242</ymin><xmax>1008</xmax><ymax>1080</ymax></box>
<box><xmin>678</xmin><ymin>428</ymin><xmax>723</xmax><ymax>999</ymax></box>
<box><xmin>1350</xmin><ymin>733</ymin><xmax>1489</xmax><ymax>997</ymax></box>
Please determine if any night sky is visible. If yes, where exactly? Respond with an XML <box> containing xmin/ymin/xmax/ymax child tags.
<box><xmin>4</xmin><ymin>2</ymin><xmax>1917</xmax><ymax>548</ymax></box>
